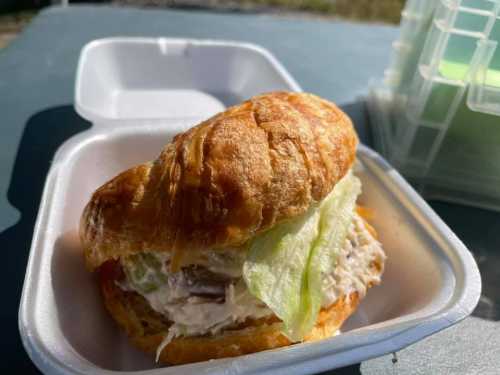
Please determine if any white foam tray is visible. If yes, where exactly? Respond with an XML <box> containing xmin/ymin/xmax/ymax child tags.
<box><xmin>75</xmin><ymin>37</ymin><xmax>301</xmax><ymax>123</ymax></box>
<box><xmin>19</xmin><ymin>38</ymin><xmax>481</xmax><ymax>375</ymax></box>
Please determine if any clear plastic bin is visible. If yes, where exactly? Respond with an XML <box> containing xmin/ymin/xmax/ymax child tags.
<box><xmin>368</xmin><ymin>0</ymin><xmax>500</xmax><ymax>210</ymax></box>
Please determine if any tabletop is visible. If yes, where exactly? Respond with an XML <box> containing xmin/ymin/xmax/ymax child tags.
<box><xmin>2</xmin><ymin>5</ymin><xmax>499</xmax><ymax>374</ymax></box>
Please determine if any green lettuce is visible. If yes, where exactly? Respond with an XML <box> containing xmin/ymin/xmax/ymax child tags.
<box><xmin>243</xmin><ymin>172</ymin><xmax>361</xmax><ymax>341</ymax></box>
<box><xmin>122</xmin><ymin>253</ymin><xmax>168</xmax><ymax>294</ymax></box>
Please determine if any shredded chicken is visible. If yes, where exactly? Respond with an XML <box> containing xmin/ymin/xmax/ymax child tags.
<box><xmin>118</xmin><ymin>212</ymin><xmax>385</xmax><ymax>360</ymax></box>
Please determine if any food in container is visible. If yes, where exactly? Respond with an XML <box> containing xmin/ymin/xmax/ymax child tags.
<box><xmin>79</xmin><ymin>92</ymin><xmax>387</xmax><ymax>364</ymax></box>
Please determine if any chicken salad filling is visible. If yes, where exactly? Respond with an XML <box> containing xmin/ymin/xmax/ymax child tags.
<box><xmin>117</xmin><ymin>172</ymin><xmax>386</xmax><ymax>360</ymax></box>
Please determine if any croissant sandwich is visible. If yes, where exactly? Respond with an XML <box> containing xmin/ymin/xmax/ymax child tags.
<box><xmin>80</xmin><ymin>92</ymin><xmax>386</xmax><ymax>365</ymax></box>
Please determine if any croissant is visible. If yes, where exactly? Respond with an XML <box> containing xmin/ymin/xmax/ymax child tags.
<box><xmin>81</xmin><ymin>92</ymin><xmax>358</xmax><ymax>271</ymax></box>
<box><xmin>80</xmin><ymin>92</ymin><xmax>385</xmax><ymax>365</ymax></box>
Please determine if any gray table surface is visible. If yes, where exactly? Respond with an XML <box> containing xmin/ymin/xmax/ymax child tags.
<box><xmin>2</xmin><ymin>5</ymin><xmax>499</xmax><ymax>374</ymax></box>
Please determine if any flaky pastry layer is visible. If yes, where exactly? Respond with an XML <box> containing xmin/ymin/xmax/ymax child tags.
<box><xmin>81</xmin><ymin>92</ymin><xmax>358</xmax><ymax>270</ymax></box>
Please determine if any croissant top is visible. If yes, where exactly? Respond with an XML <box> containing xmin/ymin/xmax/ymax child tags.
<box><xmin>80</xmin><ymin>92</ymin><xmax>358</xmax><ymax>271</ymax></box>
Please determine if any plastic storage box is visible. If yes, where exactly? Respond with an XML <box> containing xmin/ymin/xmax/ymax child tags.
<box><xmin>19</xmin><ymin>38</ymin><xmax>481</xmax><ymax>374</ymax></box>
<box><xmin>368</xmin><ymin>0</ymin><xmax>500</xmax><ymax>210</ymax></box>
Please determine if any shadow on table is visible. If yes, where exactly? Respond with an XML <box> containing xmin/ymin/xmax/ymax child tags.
<box><xmin>321</xmin><ymin>364</ymin><xmax>362</xmax><ymax>374</ymax></box>
<box><xmin>340</xmin><ymin>101</ymin><xmax>373</xmax><ymax>145</ymax></box>
<box><xmin>0</xmin><ymin>105</ymin><xmax>91</xmax><ymax>373</ymax></box>
<box><xmin>430</xmin><ymin>201</ymin><xmax>500</xmax><ymax>321</ymax></box>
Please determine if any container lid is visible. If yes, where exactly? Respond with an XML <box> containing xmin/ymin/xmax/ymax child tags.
<box><xmin>74</xmin><ymin>38</ymin><xmax>301</xmax><ymax>124</ymax></box>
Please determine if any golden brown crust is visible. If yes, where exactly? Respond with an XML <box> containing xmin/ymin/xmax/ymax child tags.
<box><xmin>100</xmin><ymin>270</ymin><xmax>361</xmax><ymax>365</ymax></box>
<box><xmin>81</xmin><ymin>92</ymin><xmax>358</xmax><ymax>270</ymax></box>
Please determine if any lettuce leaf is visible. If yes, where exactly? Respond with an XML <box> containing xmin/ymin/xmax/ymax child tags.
<box><xmin>122</xmin><ymin>253</ymin><xmax>168</xmax><ymax>294</ymax></box>
<box><xmin>242</xmin><ymin>172</ymin><xmax>361</xmax><ymax>341</ymax></box>
<box><xmin>243</xmin><ymin>206</ymin><xmax>321</xmax><ymax>341</ymax></box>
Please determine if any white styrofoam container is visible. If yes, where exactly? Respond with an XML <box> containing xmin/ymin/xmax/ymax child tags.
<box><xmin>19</xmin><ymin>38</ymin><xmax>481</xmax><ymax>375</ymax></box>
<box><xmin>74</xmin><ymin>37</ymin><xmax>301</xmax><ymax>123</ymax></box>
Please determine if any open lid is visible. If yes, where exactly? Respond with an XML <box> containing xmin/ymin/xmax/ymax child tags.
<box><xmin>75</xmin><ymin>38</ymin><xmax>301</xmax><ymax>125</ymax></box>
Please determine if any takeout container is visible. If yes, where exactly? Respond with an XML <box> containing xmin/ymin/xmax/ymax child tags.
<box><xmin>19</xmin><ymin>38</ymin><xmax>481</xmax><ymax>375</ymax></box>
